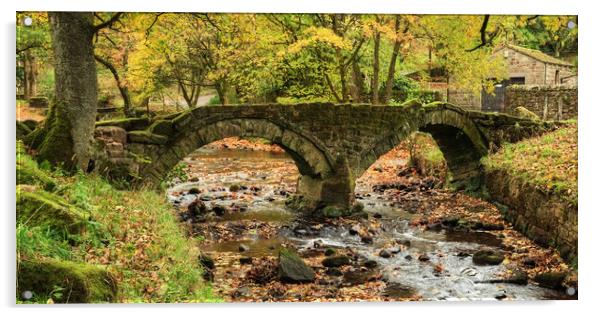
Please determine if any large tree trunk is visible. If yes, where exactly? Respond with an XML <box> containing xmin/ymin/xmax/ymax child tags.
<box><xmin>36</xmin><ymin>12</ymin><xmax>98</xmax><ymax>171</ymax></box>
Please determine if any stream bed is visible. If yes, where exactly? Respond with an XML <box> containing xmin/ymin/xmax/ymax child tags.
<box><xmin>167</xmin><ymin>144</ymin><xmax>574</xmax><ymax>302</ymax></box>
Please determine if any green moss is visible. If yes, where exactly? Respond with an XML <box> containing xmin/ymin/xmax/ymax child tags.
<box><xmin>15</xmin><ymin>138</ymin><xmax>219</xmax><ymax>303</ymax></box>
<box><xmin>127</xmin><ymin>130</ymin><xmax>168</xmax><ymax>144</ymax></box>
<box><xmin>514</xmin><ymin>106</ymin><xmax>541</xmax><ymax>121</ymax></box>
<box><xmin>322</xmin><ymin>206</ymin><xmax>343</xmax><ymax>218</ymax></box>
<box><xmin>17</xmin><ymin>142</ymin><xmax>58</xmax><ymax>191</ymax></box>
<box><xmin>148</xmin><ymin>119</ymin><xmax>174</xmax><ymax>136</ymax></box>
<box><xmin>35</xmin><ymin>102</ymin><xmax>75</xmax><ymax>169</ymax></box>
<box><xmin>482</xmin><ymin>123</ymin><xmax>577</xmax><ymax>205</ymax></box>
<box><xmin>17</xmin><ymin>187</ymin><xmax>89</xmax><ymax>235</ymax></box>
<box><xmin>96</xmin><ymin>117</ymin><xmax>150</xmax><ymax>130</ymax></box>
<box><xmin>70</xmin><ymin>175</ymin><xmax>219</xmax><ymax>302</ymax></box>
<box><xmin>171</xmin><ymin>111</ymin><xmax>192</xmax><ymax>130</ymax></box>
<box><xmin>17</xmin><ymin>258</ymin><xmax>118</xmax><ymax>303</ymax></box>
<box><xmin>17</xmin><ymin>121</ymin><xmax>32</xmax><ymax>140</ymax></box>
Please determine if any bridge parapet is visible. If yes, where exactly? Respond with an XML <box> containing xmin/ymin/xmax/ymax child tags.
<box><xmin>92</xmin><ymin>102</ymin><xmax>553</xmax><ymax>215</ymax></box>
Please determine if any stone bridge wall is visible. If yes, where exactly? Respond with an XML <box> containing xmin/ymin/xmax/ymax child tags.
<box><xmin>93</xmin><ymin>102</ymin><xmax>554</xmax><ymax>213</ymax></box>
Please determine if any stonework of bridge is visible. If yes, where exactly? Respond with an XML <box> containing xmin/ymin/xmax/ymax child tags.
<box><xmin>93</xmin><ymin>102</ymin><xmax>552</xmax><ymax>213</ymax></box>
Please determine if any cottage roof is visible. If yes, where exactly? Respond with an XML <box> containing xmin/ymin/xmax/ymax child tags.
<box><xmin>499</xmin><ymin>44</ymin><xmax>574</xmax><ymax>67</ymax></box>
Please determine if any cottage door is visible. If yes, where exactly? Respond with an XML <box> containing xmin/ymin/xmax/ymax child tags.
<box><xmin>481</xmin><ymin>84</ymin><xmax>505</xmax><ymax>112</ymax></box>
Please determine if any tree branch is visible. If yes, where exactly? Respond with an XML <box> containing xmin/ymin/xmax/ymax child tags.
<box><xmin>466</xmin><ymin>15</ymin><xmax>501</xmax><ymax>52</ymax></box>
<box><xmin>93</xmin><ymin>12</ymin><xmax>124</xmax><ymax>33</ymax></box>
<box><xmin>145</xmin><ymin>13</ymin><xmax>164</xmax><ymax>40</ymax></box>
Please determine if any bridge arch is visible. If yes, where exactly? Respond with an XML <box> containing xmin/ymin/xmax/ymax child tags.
<box><xmin>357</xmin><ymin>105</ymin><xmax>490</xmax><ymax>189</ymax></box>
<box><xmin>139</xmin><ymin>118</ymin><xmax>336</xmax><ymax>186</ymax></box>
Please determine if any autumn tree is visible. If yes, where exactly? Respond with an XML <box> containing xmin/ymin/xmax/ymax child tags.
<box><xmin>94</xmin><ymin>12</ymin><xmax>136</xmax><ymax>116</ymax></box>
<box><xmin>27</xmin><ymin>12</ymin><xmax>122</xmax><ymax>171</ymax></box>
<box><xmin>415</xmin><ymin>15</ymin><xmax>508</xmax><ymax>97</ymax></box>
<box><xmin>515</xmin><ymin>16</ymin><xmax>578</xmax><ymax>58</ymax></box>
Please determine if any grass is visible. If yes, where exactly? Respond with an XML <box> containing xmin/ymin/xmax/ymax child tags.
<box><xmin>16</xmin><ymin>141</ymin><xmax>219</xmax><ymax>303</ymax></box>
<box><xmin>482</xmin><ymin>122</ymin><xmax>577</xmax><ymax>204</ymax></box>
<box><xmin>407</xmin><ymin>132</ymin><xmax>447</xmax><ymax>180</ymax></box>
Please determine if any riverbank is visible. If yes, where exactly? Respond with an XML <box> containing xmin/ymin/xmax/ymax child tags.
<box><xmin>16</xmin><ymin>141</ymin><xmax>217</xmax><ymax>303</ymax></box>
<box><xmin>168</xmin><ymin>136</ymin><xmax>576</xmax><ymax>301</ymax></box>
<box><xmin>482</xmin><ymin>123</ymin><xmax>578</xmax><ymax>265</ymax></box>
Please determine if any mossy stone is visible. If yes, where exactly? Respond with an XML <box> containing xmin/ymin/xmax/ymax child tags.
<box><xmin>16</xmin><ymin>187</ymin><xmax>88</xmax><ymax>234</ymax></box>
<box><xmin>148</xmin><ymin>120</ymin><xmax>174</xmax><ymax>136</ymax></box>
<box><xmin>96</xmin><ymin>117</ymin><xmax>150</xmax><ymax>130</ymax></box>
<box><xmin>322</xmin><ymin>206</ymin><xmax>343</xmax><ymax>218</ymax></box>
<box><xmin>472</xmin><ymin>250</ymin><xmax>505</xmax><ymax>265</ymax></box>
<box><xmin>16</xmin><ymin>162</ymin><xmax>57</xmax><ymax>192</ymax></box>
<box><xmin>321</xmin><ymin>255</ymin><xmax>350</xmax><ymax>267</ymax></box>
<box><xmin>277</xmin><ymin>249</ymin><xmax>315</xmax><ymax>283</ymax></box>
<box><xmin>127</xmin><ymin>131</ymin><xmax>168</xmax><ymax>145</ymax></box>
<box><xmin>17</xmin><ymin>258</ymin><xmax>118</xmax><ymax>303</ymax></box>
<box><xmin>533</xmin><ymin>271</ymin><xmax>567</xmax><ymax>289</ymax></box>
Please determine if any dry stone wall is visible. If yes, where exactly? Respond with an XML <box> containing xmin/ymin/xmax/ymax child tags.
<box><xmin>505</xmin><ymin>86</ymin><xmax>577</xmax><ymax>120</ymax></box>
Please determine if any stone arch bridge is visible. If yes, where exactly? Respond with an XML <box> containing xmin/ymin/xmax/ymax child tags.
<box><xmin>93</xmin><ymin>102</ymin><xmax>552</xmax><ymax>212</ymax></box>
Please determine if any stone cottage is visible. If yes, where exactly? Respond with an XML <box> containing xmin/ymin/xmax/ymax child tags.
<box><xmin>448</xmin><ymin>44</ymin><xmax>577</xmax><ymax>117</ymax></box>
<box><xmin>493</xmin><ymin>44</ymin><xmax>575</xmax><ymax>86</ymax></box>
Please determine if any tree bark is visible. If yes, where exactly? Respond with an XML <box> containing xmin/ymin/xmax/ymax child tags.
<box><xmin>350</xmin><ymin>58</ymin><xmax>365</xmax><ymax>103</ymax></box>
<box><xmin>370</xmin><ymin>32</ymin><xmax>380</xmax><ymax>104</ymax></box>
<box><xmin>35</xmin><ymin>12</ymin><xmax>98</xmax><ymax>171</ymax></box>
<box><xmin>371</xmin><ymin>27</ymin><xmax>381</xmax><ymax>104</ymax></box>
<box><xmin>23</xmin><ymin>50</ymin><xmax>38</xmax><ymax>100</ymax></box>
<box><xmin>382</xmin><ymin>16</ymin><xmax>403</xmax><ymax>104</ymax></box>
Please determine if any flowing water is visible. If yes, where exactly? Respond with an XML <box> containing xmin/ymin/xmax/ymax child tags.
<box><xmin>167</xmin><ymin>146</ymin><xmax>571</xmax><ymax>301</ymax></box>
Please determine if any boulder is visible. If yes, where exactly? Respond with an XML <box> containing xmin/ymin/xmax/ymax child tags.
<box><xmin>473</xmin><ymin>250</ymin><xmax>505</xmax><ymax>265</ymax></box>
<box><xmin>188</xmin><ymin>187</ymin><xmax>201</xmax><ymax>195</ymax></box>
<box><xmin>322</xmin><ymin>255</ymin><xmax>351</xmax><ymax>268</ymax></box>
<box><xmin>325</xmin><ymin>268</ymin><xmax>343</xmax><ymax>276</ymax></box>
<box><xmin>277</xmin><ymin>249</ymin><xmax>315</xmax><ymax>283</ymax></box>
<box><xmin>324</xmin><ymin>248</ymin><xmax>337</xmax><ymax>256</ymax></box>
<box><xmin>418</xmin><ymin>254</ymin><xmax>430</xmax><ymax>262</ymax></box>
<box><xmin>379</xmin><ymin>249</ymin><xmax>392</xmax><ymax>258</ymax></box>
<box><xmin>533</xmin><ymin>271</ymin><xmax>567</xmax><ymax>289</ymax></box>
<box><xmin>187</xmin><ymin>199</ymin><xmax>207</xmax><ymax>217</ymax></box>
<box><xmin>363</xmin><ymin>260</ymin><xmax>378</xmax><ymax>269</ymax></box>
<box><xmin>322</xmin><ymin>206</ymin><xmax>344</xmax><ymax>218</ymax></box>
<box><xmin>514</xmin><ymin>106</ymin><xmax>541</xmax><ymax>121</ymax></box>
<box><xmin>212</xmin><ymin>205</ymin><xmax>227</xmax><ymax>216</ymax></box>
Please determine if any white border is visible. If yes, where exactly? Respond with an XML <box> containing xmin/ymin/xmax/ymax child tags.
<box><xmin>2</xmin><ymin>1</ymin><xmax>599</xmax><ymax>316</ymax></box>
